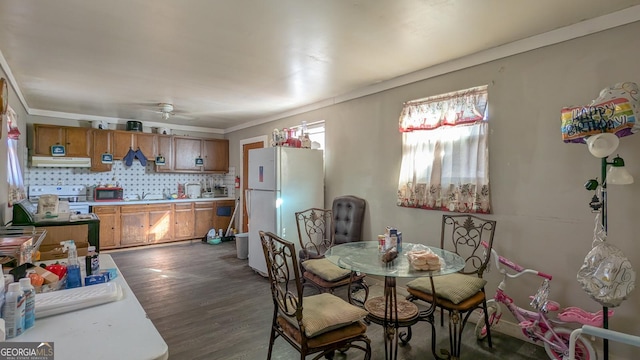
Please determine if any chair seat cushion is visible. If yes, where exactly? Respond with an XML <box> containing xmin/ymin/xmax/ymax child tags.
<box><xmin>406</xmin><ymin>273</ymin><xmax>487</xmax><ymax>305</ymax></box>
<box><xmin>302</xmin><ymin>258</ymin><xmax>351</xmax><ymax>281</ymax></box>
<box><xmin>284</xmin><ymin>293</ymin><xmax>368</xmax><ymax>338</ymax></box>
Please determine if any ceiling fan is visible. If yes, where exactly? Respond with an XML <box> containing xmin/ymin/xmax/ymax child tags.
<box><xmin>157</xmin><ymin>103</ymin><xmax>175</xmax><ymax>120</ymax></box>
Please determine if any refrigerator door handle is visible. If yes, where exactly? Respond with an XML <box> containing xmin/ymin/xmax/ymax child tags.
<box><xmin>245</xmin><ymin>189</ymin><xmax>251</xmax><ymax>220</ymax></box>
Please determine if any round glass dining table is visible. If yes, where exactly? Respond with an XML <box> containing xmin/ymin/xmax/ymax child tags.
<box><xmin>325</xmin><ymin>241</ymin><xmax>465</xmax><ymax>360</ymax></box>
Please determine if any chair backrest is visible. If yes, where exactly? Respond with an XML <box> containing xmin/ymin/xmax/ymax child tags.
<box><xmin>295</xmin><ymin>208</ymin><xmax>334</xmax><ymax>257</ymax></box>
<box><xmin>440</xmin><ymin>214</ymin><xmax>496</xmax><ymax>277</ymax></box>
<box><xmin>259</xmin><ymin>231</ymin><xmax>304</xmax><ymax>321</ymax></box>
<box><xmin>332</xmin><ymin>195</ymin><xmax>366</xmax><ymax>245</ymax></box>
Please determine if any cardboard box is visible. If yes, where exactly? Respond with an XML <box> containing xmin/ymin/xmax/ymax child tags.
<box><xmin>38</xmin><ymin>241</ymin><xmax>89</xmax><ymax>261</ymax></box>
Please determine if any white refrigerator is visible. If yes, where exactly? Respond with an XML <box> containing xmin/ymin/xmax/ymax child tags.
<box><xmin>246</xmin><ymin>147</ymin><xmax>324</xmax><ymax>276</ymax></box>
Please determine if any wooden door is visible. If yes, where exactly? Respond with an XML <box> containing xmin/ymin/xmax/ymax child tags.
<box><xmin>120</xmin><ymin>206</ymin><xmax>149</xmax><ymax>246</ymax></box>
<box><xmin>173</xmin><ymin>137</ymin><xmax>202</xmax><ymax>171</ymax></box>
<box><xmin>155</xmin><ymin>135</ymin><xmax>173</xmax><ymax>172</ymax></box>
<box><xmin>33</xmin><ymin>125</ymin><xmax>64</xmax><ymax>156</ymax></box>
<box><xmin>174</xmin><ymin>203</ymin><xmax>195</xmax><ymax>239</ymax></box>
<box><xmin>113</xmin><ymin>131</ymin><xmax>136</xmax><ymax>159</ymax></box>
<box><xmin>148</xmin><ymin>204</ymin><xmax>172</xmax><ymax>243</ymax></box>
<box><xmin>136</xmin><ymin>133</ymin><xmax>157</xmax><ymax>161</ymax></box>
<box><xmin>90</xmin><ymin>130</ymin><xmax>113</xmax><ymax>172</ymax></box>
<box><xmin>242</xmin><ymin>141</ymin><xmax>264</xmax><ymax>232</ymax></box>
<box><xmin>93</xmin><ymin>206</ymin><xmax>120</xmax><ymax>249</ymax></box>
<box><xmin>203</xmin><ymin>139</ymin><xmax>229</xmax><ymax>172</ymax></box>
<box><xmin>194</xmin><ymin>202</ymin><xmax>215</xmax><ymax>239</ymax></box>
<box><xmin>64</xmin><ymin>127</ymin><xmax>91</xmax><ymax>157</ymax></box>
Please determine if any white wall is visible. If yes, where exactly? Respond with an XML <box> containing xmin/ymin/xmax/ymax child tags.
<box><xmin>226</xmin><ymin>21</ymin><xmax>640</xmax><ymax>359</ymax></box>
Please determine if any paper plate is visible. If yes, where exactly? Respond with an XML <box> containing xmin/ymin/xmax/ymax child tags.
<box><xmin>585</xmin><ymin>133</ymin><xmax>619</xmax><ymax>158</ymax></box>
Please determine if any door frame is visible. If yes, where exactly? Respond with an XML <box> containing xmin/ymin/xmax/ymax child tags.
<box><xmin>239</xmin><ymin>135</ymin><xmax>268</xmax><ymax>233</ymax></box>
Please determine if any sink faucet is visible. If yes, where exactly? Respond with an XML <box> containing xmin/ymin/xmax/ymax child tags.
<box><xmin>140</xmin><ymin>191</ymin><xmax>148</xmax><ymax>200</ymax></box>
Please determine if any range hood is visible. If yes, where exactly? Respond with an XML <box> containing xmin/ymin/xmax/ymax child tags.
<box><xmin>30</xmin><ymin>156</ymin><xmax>92</xmax><ymax>168</ymax></box>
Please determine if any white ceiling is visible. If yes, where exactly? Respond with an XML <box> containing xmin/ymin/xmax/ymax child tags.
<box><xmin>1</xmin><ymin>1</ymin><xmax>640</xmax><ymax>133</ymax></box>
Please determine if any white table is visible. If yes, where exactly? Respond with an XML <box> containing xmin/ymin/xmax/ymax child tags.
<box><xmin>7</xmin><ymin>254</ymin><xmax>168</xmax><ymax>360</ymax></box>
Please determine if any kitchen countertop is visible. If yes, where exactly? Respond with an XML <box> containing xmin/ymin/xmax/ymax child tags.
<box><xmin>89</xmin><ymin>197</ymin><xmax>235</xmax><ymax>206</ymax></box>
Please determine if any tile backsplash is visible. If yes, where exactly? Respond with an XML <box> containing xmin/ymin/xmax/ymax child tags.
<box><xmin>25</xmin><ymin>161</ymin><xmax>236</xmax><ymax>199</ymax></box>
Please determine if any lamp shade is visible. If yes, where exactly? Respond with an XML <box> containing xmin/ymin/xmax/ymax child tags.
<box><xmin>607</xmin><ymin>156</ymin><xmax>634</xmax><ymax>185</ymax></box>
<box><xmin>586</xmin><ymin>133</ymin><xmax>619</xmax><ymax>158</ymax></box>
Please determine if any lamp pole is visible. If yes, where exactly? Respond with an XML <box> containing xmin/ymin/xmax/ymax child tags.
<box><xmin>600</xmin><ymin>156</ymin><xmax>610</xmax><ymax>360</ymax></box>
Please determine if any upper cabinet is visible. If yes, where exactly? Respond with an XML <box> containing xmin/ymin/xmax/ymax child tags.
<box><xmin>90</xmin><ymin>130</ymin><xmax>113</xmax><ymax>172</ymax></box>
<box><xmin>113</xmin><ymin>131</ymin><xmax>157</xmax><ymax>160</ymax></box>
<box><xmin>171</xmin><ymin>137</ymin><xmax>229</xmax><ymax>174</ymax></box>
<box><xmin>31</xmin><ymin>124</ymin><xmax>229</xmax><ymax>174</ymax></box>
<box><xmin>33</xmin><ymin>124</ymin><xmax>91</xmax><ymax>157</ymax></box>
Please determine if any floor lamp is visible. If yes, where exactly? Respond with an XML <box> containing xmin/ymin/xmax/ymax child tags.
<box><xmin>584</xmin><ymin>133</ymin><xmax>634</xmax><ymax>360</ymax></box>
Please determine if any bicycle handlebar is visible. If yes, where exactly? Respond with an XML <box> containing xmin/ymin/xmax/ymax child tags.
<box><xmin>481</xmin><ymin>241</ymin><xmax>552</xmax><ymax>280</ymax></box>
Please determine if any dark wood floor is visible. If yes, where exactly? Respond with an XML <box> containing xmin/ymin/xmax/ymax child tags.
<box><xmin>110</xmin><ymin>240</ymin><xmax>549</xmax><ymax>360</ymax></box>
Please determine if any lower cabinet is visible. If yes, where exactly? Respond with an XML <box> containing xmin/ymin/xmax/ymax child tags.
<box><xmin>94</xmin><ymin>206</ymin><xmax>120</xmax><ymax>249</ymax></box>
<box><xmin>93</xmin><ymin>200</ymin><xmax>229</xmax><ymax>249</ymax></box>
<box><xmin>174</xmin><ymin>203</ymin><xmax>195</xmax><ymax>240</ymax></box>
<box><xmin>120</xmin><ymin>206</ymin><xmax>149</xmax><ymax>247</ymax></box>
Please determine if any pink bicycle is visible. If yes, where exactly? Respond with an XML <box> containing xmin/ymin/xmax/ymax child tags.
<box><xmin>475</xmin><ymin>241</ymin><xmax>612</xmax><ymax>360</ymax></box>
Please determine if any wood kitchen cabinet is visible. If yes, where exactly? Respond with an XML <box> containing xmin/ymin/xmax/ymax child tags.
<box><xmin>155</xmin><ymin>135</ymin><xmax>173</xmax><ymax>172</ymax></box>
<box><xmin>93</xmin><ymin>206</ymin><xmax>120</xmax><ymax>249</ymax></box>
<box><xmin>113</xmin><ymin>131</ymin><xmax>157</xmax><ymax>161</ymax></box>
<box><xmin>148</xmin><ymin>204</ymin><xmax>173</xmax><ymax>243</ymax></box>
<box><xmin>33</xmin><ymin>124</ymin><xmax>91</xmax><ymax>157</ymax></box>
<box><xmin>203</xmin><ymin>139</ymin><xmax>229</xmax><ymax>172</ymax></box>
<box><xmin>173</xmin><ymin>203</ymin><xmax>195</xmax><ymax>240</ymax></box>
<box><xmin>90</xmin><ymin>129</ymin><xmax>113</xmax><ymax>172</ymax></box>
<box><xmin>173</xmin><ymin>137</ymin><xmax>202</xmax><ymax>172</ymax></box>
<box><xmin>172</xmin><ymin>136</ymin><xmax>229</xmax><ymax>173</ymax></box>
<box><xmin>120</xmin><ymin>205</ymin><xmax>149</xmax><ymax>247</ymax></box>
<box><xmin>194</xmin><ymin>202</ymin><xmax>215</xmax><ymax>239</ymax></box>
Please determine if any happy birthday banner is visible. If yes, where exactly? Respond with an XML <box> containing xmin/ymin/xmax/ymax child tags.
<box><xmin>561</xmin><ymin>82</ymin><xmax>640</xmax><ymax>144</ymax></box>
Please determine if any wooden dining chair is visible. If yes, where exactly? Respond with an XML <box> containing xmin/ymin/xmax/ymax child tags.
<box><xmin>295</xmin><ymin>207</ymin><xmax>369</xmax><ymax>306</ymax></box>
<box><xmin>259</xmin><ymin>231</ymin><xmax>372</xmax><ymax>360</ymax></box>
<box><xmin>405</xmin><ymin>214</ymin><xmax>496</xmax><ymax>358</ymax></box>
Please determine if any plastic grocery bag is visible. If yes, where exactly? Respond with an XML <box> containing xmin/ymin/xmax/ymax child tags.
<box><xmin>577</xmin><ymin>239</ymin><xmax>635</xmax><ymax>307</ymax></box>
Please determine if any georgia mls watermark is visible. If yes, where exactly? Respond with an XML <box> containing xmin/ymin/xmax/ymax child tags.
<box><xmin>0</xmin><ymin>342</ymin><xmax>54</xmax><ymax>360</ymax></box>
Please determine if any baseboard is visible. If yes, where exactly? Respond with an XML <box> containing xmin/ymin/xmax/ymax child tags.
<box><xmin>469</xmin><ymin>309</ymin><xmax>625</xmax><ymax>360</ymax></box>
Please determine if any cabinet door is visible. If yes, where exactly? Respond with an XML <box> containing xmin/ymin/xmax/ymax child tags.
<box><xmin>194</xmin><ymin>202</ymin><xmax>215</xmax><ymax>239</ymax></box>
<box><xmin>174</xmin><ymin>203</ymin><xmax>195</xmax><ymax>240</ymax></box>
<box><xmin>213</xmin><ymin>200</ymin><xmax>236</xmax><ymax>234</ymax></box>
<box><xmin>136</xmin><ymin>133</ymin><xmax>157</xmax><ymax>161</ymax></box>
<box><xmin>120</xmin><ymin>206</ymin><xmax>149</xmax><ymax>246</ymax></box>
<box><xmin>33</xmin><ymin>125</ymin><xmax>64</xmax><ymax>156</ymax></box>
<box><xmin>93</xmin><ymin>206</ymin><xmax>120</xmax><ymax>249</ymax></box>
<box><xmin>64</xmin><ymin>127</ymin><xmax>91</xmax><ymax>157</ymax></box>
<box><xmin>113</xmin><ymin>131</ymin><xmax>136</xmax><ymax>160</ymax></box>
<box><xmin>173</xmin><ymin>137</ymin><xmax>202</xmax><ymax>171</ymax></box>
<box><xmin>90</xmin><ymin>130</ymin><xmax>113</xmax><ymax>172</ymax></box>
<box><xmin>148</xmin><ymin>204</ymin><xmax>173</xmax><ymax>243</ymax></box>
<box><xmin>155</xmin><ymin>135</ymin><xmax>173</xmax><ymax>172</ymax></box>
<box><xmin>203</xmin><ymin>139</ymin><xmax>229</xmax><ymax>172</ymax></box>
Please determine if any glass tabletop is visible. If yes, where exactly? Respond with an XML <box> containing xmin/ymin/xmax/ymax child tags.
<box><xmin>325</xmin><ymin>241</ymin><xmax>465</xmax><ymax>278</ymax></box>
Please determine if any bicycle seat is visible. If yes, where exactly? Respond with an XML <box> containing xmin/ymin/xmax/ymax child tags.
<box><xmin>557</xmin><ymin>306</ymin><xmax>614</xmax><ymax>327</ymax></box>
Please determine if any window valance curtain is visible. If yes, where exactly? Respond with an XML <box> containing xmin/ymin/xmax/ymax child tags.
<box><xmin>7</xmin><ymin>106</ymin><xmax>26</xmax><ymax>207</ymax></box>
<box><xmin>398</xmin><ymin>85</ymin><xmax>488</xmax><ymax>132</ymax></box>
<box><xmin>397</xmin><ymin>85</ymin><xmax>491</xmax><ymax>213</ymax></box>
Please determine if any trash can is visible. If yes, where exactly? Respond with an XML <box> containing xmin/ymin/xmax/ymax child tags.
<box><xmin>235</xmin><ymin>232</ymin><xmax>249</xmax><ymax>260</ymax></box>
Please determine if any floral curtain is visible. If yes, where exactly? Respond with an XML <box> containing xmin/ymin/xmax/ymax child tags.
<box><xmin>6</xmin><ymin>106</ymin><xmax>26</xmax><ymax>206</ymax></box>
<box><xmin>397</xmin><ymin>85</ymin><xmax>491</xmax><ymax>213</ymax></box>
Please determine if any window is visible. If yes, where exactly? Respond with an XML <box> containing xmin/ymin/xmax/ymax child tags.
<box><xmin>289</xmin><ymin>120</ymin><xmax>325</xmax><ymax>150</ymax></box>
<box><xmin>397</xmin><ymin>85</ymin><xmax>490</xmax><ymax>213</ymax></box>
<box><xmin>6</xmin><ymin>106</ymin><xmax>26</xmax><ymax>207</ymax></box>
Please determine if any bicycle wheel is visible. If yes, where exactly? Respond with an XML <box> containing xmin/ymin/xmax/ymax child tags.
<box><xmin>474</xmin><ymin>301</ymin><xmax>500</xmax><ymax>340</ymax></box>
<box><xmin>543</xmin><ymin>327</ymin><xmax>597</xmax><ymax>360</ymax></box>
